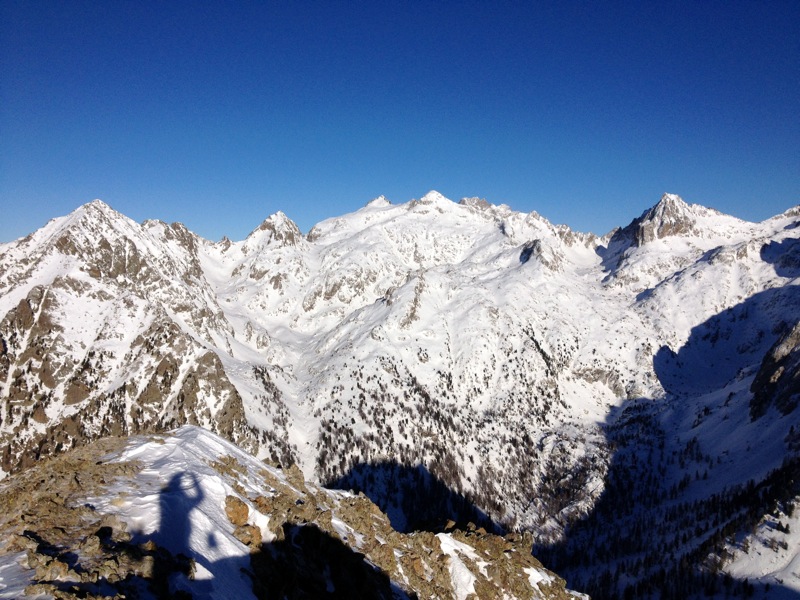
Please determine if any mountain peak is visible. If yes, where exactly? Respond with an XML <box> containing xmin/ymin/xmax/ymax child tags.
<box><xmin>247</xmin><ymin>211</ymin><xmax>302</xmax><ymax>247</ymax></box>
<box><xmin>657</xmin><ymin>192</ymin><xmax>685</xmax><ymax>206</ymax></box>
<box><xmin>634</xmin><ymin>193</ymin><xmax>702</xmax><ymax>244</ymax></box>
<box><xmin>72</xmin><ymin>198</ymin><xmax>120</xmax><ymax>222</ymax></box>
<box><xmin>84</xmin><ymin>198</ymin><xmax>113</xmax><ymax>211</ymax></box>
<box><xmin>458</xmin><ymin>196</ymin><xmax>492</xmax><ymax>210</ymax></box>
<box><xmin>418</xmin><ymin>190</ymin><xmax>450</xmax><ymax>205</ymax></box>
<box><xmin>365</xmin><ymin>195</ymin><xmax>392</xmax><ymax>208</ymax></box>
<box><xmin>649</xmin><ymin>192</ymin><xmax>699</xmax><ymax>218</ymax></box>
<box><xmin>406</xmin><ymin>190</ymin><xmax>455</xmax><ymax>213</ymax></box>
<box><xmin>52</xmin><ymin>198</ymin><xmax>130</xmax><ymax>243</ymax></box>
<box><xmin>648</xmin><ymin>192</ymin><xmax>690</xmax><ymax>219</ymax></box>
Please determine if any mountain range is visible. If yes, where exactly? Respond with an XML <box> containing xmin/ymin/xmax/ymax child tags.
<box><xmin>1</xmin><ymin>191</ymin><xmax>799</xmax><ymax>598</ymax></box>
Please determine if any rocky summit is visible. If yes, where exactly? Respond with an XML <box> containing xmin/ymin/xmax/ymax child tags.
<box><xmin>1</xmin><ymin>192</ymin><xmax>800</xmax><ymax>597</ymax></box>
<box><xmin>0</xmin><ymin>425</ymin><xmax>585</xmax><ymax>599</ymax></box>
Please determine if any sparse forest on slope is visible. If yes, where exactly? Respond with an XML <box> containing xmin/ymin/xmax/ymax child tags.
<box><xmin>1</xmin><ymin>192</ymin><xmax>799</xmax><ymax>597</ymax></box>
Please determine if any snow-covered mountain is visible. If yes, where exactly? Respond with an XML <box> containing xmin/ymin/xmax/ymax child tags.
<box><xmin>1</xmin><ymin>191</ymin><xmax>799</xmax><ymax>598</ymax></box>
<box><xmin>0</xmin><ymin>425</ymin><xmax>584</xmax><ymax>599</ymax></box>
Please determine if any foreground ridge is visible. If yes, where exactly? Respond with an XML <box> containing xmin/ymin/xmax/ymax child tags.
<box><xmin>0</xmin><ymin>425</ymin><xmax>585</xmax><ymax>599</ymax></box>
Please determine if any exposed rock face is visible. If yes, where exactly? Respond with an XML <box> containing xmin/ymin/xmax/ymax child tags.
<box><xmin>605</xmin><ymin>193</ymin><xmax>725</xmax><ymax>250</ymax></box>
<box><xmin>248</xmin><ymin>211</ymin><xmax>303</xmax><ymax>247</ymax></box>
<box><xmin>0</xmin><ymin>203</ymin><xmax>267</xmax><ymax>474</ymax></box>
<box><xmin>519</xmin><ymin>239</ymin><xmax>563</xmax><ymax>271</ymax></box>
<box><xmin>0</xmin><ymin>426</ymin><xmax>585</xmax><ymax>599</ymax></box>
<box><xmin>750</xmin><ymin>321</ymin><xmax>800</xmax><ymax>419</ymax></box>
<box><xmin>633</xmin><ymin>193</ymin><xmax>701</xmax><ymax>244</ymax></box>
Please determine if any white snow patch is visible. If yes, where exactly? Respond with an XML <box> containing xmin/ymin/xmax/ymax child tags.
<box><xmin>436</xmin><ymin>533</ymin><xmax>479</xmax><ymax>600</ymax></box>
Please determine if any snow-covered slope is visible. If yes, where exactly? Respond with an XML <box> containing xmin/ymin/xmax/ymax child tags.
<box><xmin>1</xmin><ymin>191</ymin><xmax>799</xmax><ymax>598</ymax></box>
<box><xmin>0</xmin><ymin>425</ymin><xmax>585</xmax><ymax>599</ymax></box>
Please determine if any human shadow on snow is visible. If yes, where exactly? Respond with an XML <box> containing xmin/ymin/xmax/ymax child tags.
<box><xmin>33</xmin><ymin>470</ymin><xmax>410</xmax><ymax>599</ymax></box>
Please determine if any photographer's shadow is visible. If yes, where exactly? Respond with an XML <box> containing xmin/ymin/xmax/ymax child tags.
<box><xmin>136</xmin><ymin>471</ymin><xmax>404</xmax><ymax>599</ymax></box>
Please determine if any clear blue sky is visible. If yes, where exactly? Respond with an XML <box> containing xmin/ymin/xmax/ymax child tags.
<box><xmin>2</xmin><ymin>1</ymin><xmax>798</xmax><ymax>242</ymax></box>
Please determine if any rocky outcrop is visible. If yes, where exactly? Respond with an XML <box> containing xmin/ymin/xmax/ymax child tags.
<box><xmin>632</xmin><ymin>193</ymin><xmax>701</xmax><ymax>245</ymax></box>
<box><xmin>0</xmin><ymin>305</ymin><xmax>264</xmax><ymax>473</ymax></box>
<box><xmin>0</xmin><ymin>427</ymin><xmax>587</xmax><ymax>599</ymax></box>
<box><xmin>750</xmin><ymin>321</ymin><xmax>800</xmax><ymax>419</ymax></box>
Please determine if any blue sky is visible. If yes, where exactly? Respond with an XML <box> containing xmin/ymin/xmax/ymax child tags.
<box><xmin>2</xmin><ymin>1</ymin><xmax>798</xmax><ymax>242</ymax></box>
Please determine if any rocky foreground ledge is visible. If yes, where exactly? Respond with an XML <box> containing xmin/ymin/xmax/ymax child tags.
<box><xmin>0</xmin><ymin>425</ymin><xmax>586</xmax><ymax>599</ymax></box>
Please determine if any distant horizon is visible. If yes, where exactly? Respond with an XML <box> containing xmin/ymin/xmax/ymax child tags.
<box><xmin>2</xmin><ymin>1</ymin><xmax>798</xmax><ymax>243</ymax></box>
<box><xmin>4</xmin><ymin>189</ymin><xmax>797</xmax><ymax>245</ymax></box>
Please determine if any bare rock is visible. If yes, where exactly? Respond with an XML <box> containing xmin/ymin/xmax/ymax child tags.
<box><xmin>751</xmin><ymin>321</ymin><xmax>800</xmax><ymax>419</ymax></box>
<box><xmin>224</xmin><ymin>495</ymin><xmax>249</xmax><ymax>526</ymax></box>
<box><xmin>233</xmin><ymin>524</ymin><xmax>262</xmax><ymax>550</ymax></box>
